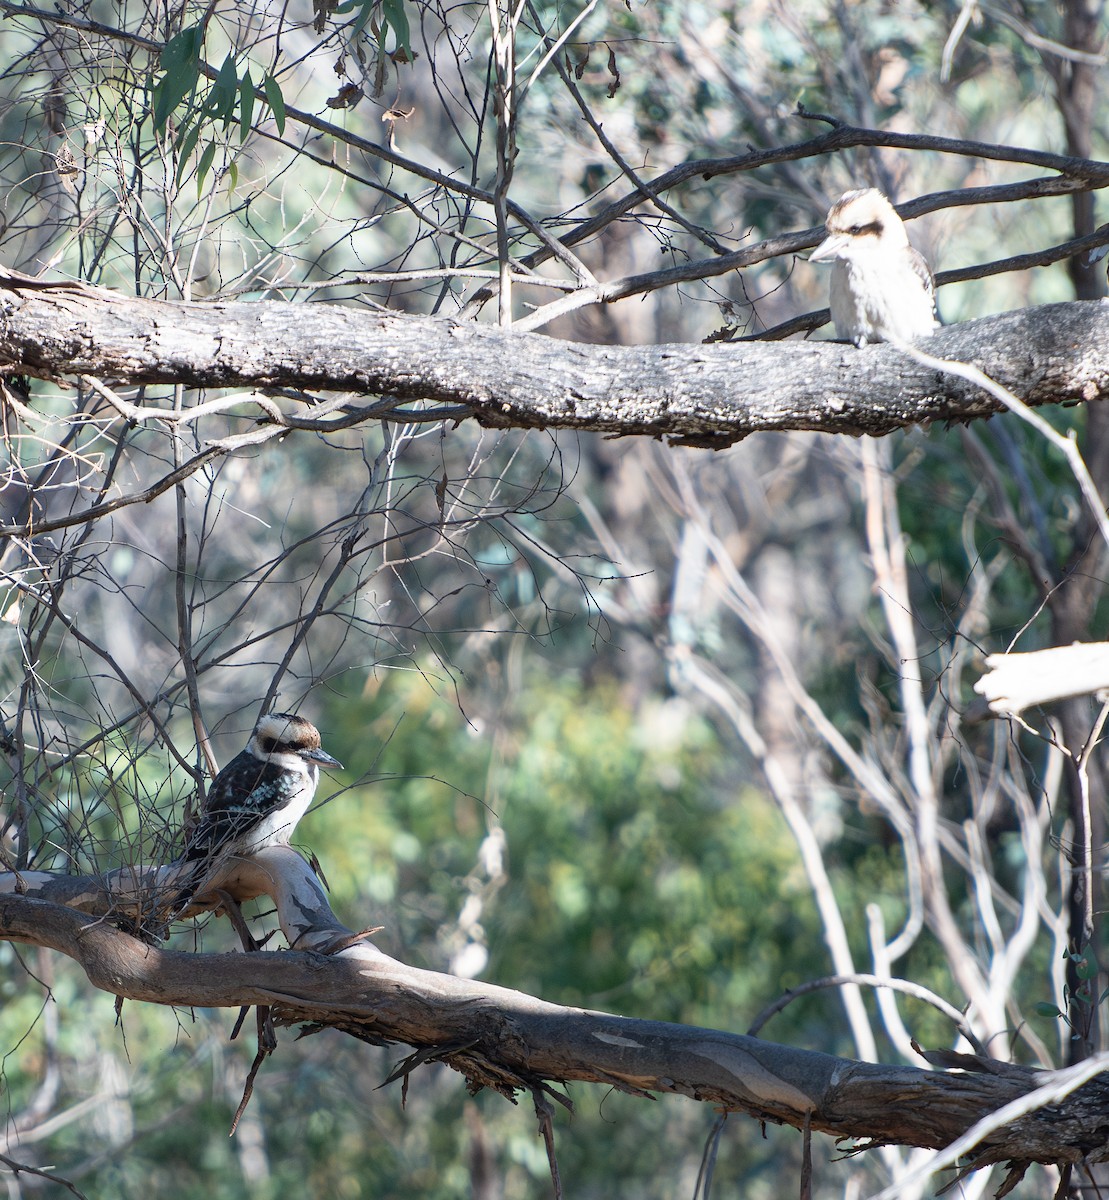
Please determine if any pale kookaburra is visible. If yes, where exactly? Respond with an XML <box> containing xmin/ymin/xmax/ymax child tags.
<box><xmin>809</xmin><ymin>188</ymin><xmax>938</xmax><ymax>346</ymax></box>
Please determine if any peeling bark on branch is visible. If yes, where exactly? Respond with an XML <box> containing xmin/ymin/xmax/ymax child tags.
<box><xmin>0</xmin><ymin>270</ymin><xmax>1106</xmax><ymax>446</ymax></box>
<box><xmin>2</xmin><ymin>851</ymin><xmax>1109</xmax><ymax>1172</ymax></box>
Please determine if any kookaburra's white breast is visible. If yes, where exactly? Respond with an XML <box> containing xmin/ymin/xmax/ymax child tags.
<box><xmin>230</xmin><ymin>750</ymin><xmax>318</xmax><ymax>851</ymax></box>
<box><xmin>828</xmin><ymin>246</ymin><xmax>936</xmax><ymax>344</ymax></box>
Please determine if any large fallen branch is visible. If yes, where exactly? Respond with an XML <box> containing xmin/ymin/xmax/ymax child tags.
<box><xmin>0</xmin><ymin>268</ymin><xmax>1107</xmax><ymax>447</ymax></box>
<box><xmin>2</xmin><ymin>849</ymin><xmax>1108</xmax><ymax>1178</ymax></box>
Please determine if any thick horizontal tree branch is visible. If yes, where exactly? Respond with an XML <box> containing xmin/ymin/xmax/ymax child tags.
<box><xmin>2</xmin><ymin>850</ymin><xmax>1109</xmax><ymax>1174</ymax></box>
<box><xmin>0</xmin><ymin>271</ymin><xmax>1106</xmax><ymax>456</ymax></box>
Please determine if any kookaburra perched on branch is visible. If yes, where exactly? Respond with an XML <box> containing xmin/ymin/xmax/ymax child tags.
<box><xmin>809</xmin><ymin>188</ymin><xmax>938</xmax><ymax>346</ymax></box>
<box><xmin>175</xmin><ymin>712</ymin><xmax>343</xmax><ymax>904</ymax></box>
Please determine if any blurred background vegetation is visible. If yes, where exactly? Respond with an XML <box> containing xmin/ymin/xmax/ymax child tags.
<box><xmin>1</xmin><ymin>0</ymin><xmax>1106</xmax><ymax>1196</ymax></box>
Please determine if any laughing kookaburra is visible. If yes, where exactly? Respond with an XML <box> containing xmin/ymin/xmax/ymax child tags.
<box><xmin>809</xmin><ymin>188</ymin><xmax>938</xmax><ymax>346</ymax></box>
<box><xmin>177</xmin><ymin>712</ymin><xmax>342</xmax><ymax>900</ymax></box>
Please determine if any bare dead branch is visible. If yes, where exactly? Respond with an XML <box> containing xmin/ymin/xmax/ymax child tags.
<box><xmin>746</xmin><ymin>974</ymin><xmax>986</xmax><ymax>1056</ymax></box>
<box><xmin>1</xmin><ymin>272</ymin><xmax>1107</xmax><ymax>489</ymax></box>
<box><xmin>975</xmin><ymin>644</ymin><xmax>1109</xmax><ymax>717</ymax></box>
<box><xmin>3</xmin><ymin>851</ymin><xmax>1109</xmax><ymax>1171</ymax></box>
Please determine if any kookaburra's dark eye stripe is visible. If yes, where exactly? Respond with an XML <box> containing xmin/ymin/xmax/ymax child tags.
<box><xmin>850</xmin><ymin>221</ymin><xmax>883</xmax><ymax>236</ymax></box>
<box><xmin>259</xmin><ymin>736</ymin><xmax>300</xmax><ymax>754</ymax></box>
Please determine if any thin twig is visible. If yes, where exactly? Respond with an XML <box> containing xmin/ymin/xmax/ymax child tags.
<box><xmin>0</xmin><ymin>1154</ymin><xmax>90</xmax><ymax>1199</ymax></box>
<box><xmin>532</xmin><ymin>1088</ymin><xmax>563</xmax><ymax>1200</ymax></box>
<box><xmin>746</xmin><ymin>972</ymin><xmax>987</xmax><ymax>1055</ymax></box>
<box><xmin>889</xmin><ymin>339</ymin><xmax>1109</xmax><ymax>555</ymax></box>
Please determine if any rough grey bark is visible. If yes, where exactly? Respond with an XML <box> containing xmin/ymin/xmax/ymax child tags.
<box><xmin>0</xmin><ymin>270</ymin><xmax>1106</xmax><ymax>449</ymax></box>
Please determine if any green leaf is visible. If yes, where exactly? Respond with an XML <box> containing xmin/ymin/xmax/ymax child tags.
<box><xmin>263</xmin><ymin>73</ymin><xmax>286</xmax><ymax>135</ymax></box>
<box><xmin>195</xmin><ymin>140</ymin><xmax>217</xmax><ymax>197</ymax></box>
<box><xmin>239</xmin><ymin>68</ymin><xmax>255</xmax><ymax>142</ymax></box>
<box><xmin>153</xmin><ymin>25</ymin><xmax>203</xmax><ymax>131</ymax></box>
<box><xmin>348</xmin><ymin>0</ymin><xmax>376</xmax><ymax>37</ymax></box>
<box><xmin>209</xmin><ymin>51</ymin><xmax>239</xmax><ymax>128</ymax></box>
<box><xmin>173</xmin><ymin>121</ymin><xmax>203</xmax><ymax>186</ymax></box>
<box><xmin>1033</xmin><ymin>1002</ymin><xmax>1062</xmax><ymax>1018</ymax></box>
<box><xmin>382</xmin><ymin>0</ymin><xmax>411</xmax><ymax>56</ymax></box>
<box><xmin>1075</xmin><ymin>956</ymin><xmax>1097</xmax><ymax>981</ymax></box>
<box><xmin>159</xmin><ymin>24</ymin><xmax>202</xmax><ymax>74</ymax></box>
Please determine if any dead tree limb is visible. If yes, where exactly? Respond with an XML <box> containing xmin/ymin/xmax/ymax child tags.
<box><xmin>2</xmin><ymin>850</ymin><xmax>1108</xmax><ymax>1173</ymax></box>
<box><xmin>0</xmin><ymin>270</ymin><xmax>1106</xmax><ymax>450</ymax></box>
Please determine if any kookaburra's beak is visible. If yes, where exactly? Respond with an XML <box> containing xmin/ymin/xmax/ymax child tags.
<box><xmin>809</xmin><ymin>233</ymin><xmax>850</xmax><ymax>262</ymax></box>
<box><xmin>301</xmin><ymin>747</ymin><xmax>343</xmax><ymax>770</ymax></box>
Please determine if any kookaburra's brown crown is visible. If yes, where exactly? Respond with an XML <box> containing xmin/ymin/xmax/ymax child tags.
<box><xmin>821</xmin><ymin>188</ymin><xmax>912</xmax><ymax>247</ymax></box>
